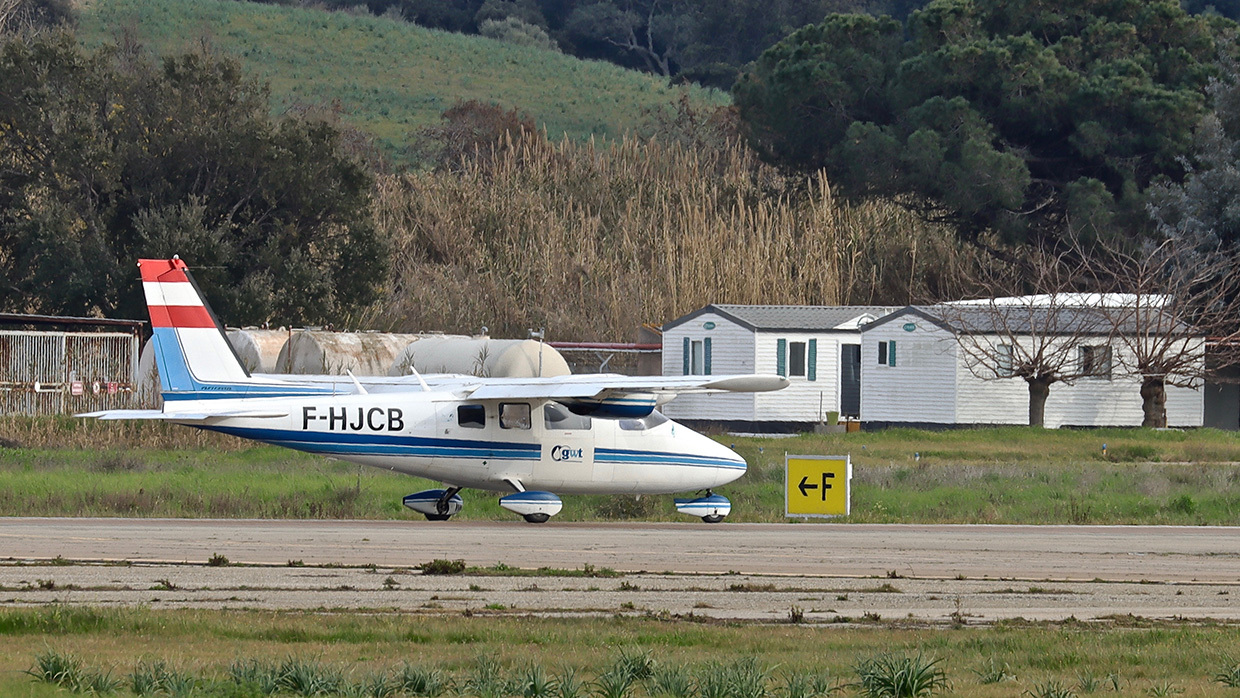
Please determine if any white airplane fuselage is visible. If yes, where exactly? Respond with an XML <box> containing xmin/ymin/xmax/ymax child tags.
<box><xmin>185</xmin><ymin>391</ymin><xmax>746</xmax><ymax>494</ymax></box>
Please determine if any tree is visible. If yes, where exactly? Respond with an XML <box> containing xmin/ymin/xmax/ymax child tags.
<box><xmin>1091</xmin><ymin>240</ymin><xmax>1240</xmax><ymax>427</ymax></box>
<box><xmin>733</xmin><ymin>0</ymin><xmax>1226</xmax><ymax>246</ymax></box>
<box><xmin>1148</xmin><ymin>53</ymin><xmax>1240</xmax><ymax>255</ymax></box>
<box><xmin>0</xmin><ymin>32</ymin><xmax>385</xmax><ymax>325</ymax></box>
<box><xmin>934</xmin><ymin>248</ymin><xmax>1103</xmax><ymax>427</ymax></box>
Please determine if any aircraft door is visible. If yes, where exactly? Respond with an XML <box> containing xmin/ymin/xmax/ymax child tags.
<box><xmin>536</xmin><ymin>402</ymin><xmax>596</xmax><ymax>490</ymax></box>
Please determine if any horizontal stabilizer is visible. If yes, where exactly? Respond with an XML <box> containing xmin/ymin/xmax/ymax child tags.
<box><xmin>77</xmin><ymin>409</ymin><xmax>288</xmax><ymax>422</ymax></box>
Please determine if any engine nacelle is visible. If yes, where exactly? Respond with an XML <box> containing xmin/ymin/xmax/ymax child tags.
<box><xmin>562</xmin><ymin>392</ymin><xmax>657</xmax><ymax>419</ymax></box>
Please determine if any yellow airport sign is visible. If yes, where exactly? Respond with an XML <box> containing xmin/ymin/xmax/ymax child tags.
<box><xmin>785</xmin><ymin>455</ymin><xmax>851</xmax><ymax>517</ymax></box>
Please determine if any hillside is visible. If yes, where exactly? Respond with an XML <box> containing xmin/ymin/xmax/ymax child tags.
<box><xmin>75</xmin><ymin>0</ymin><xmax>727</xmax><ymax>159</ymax></box>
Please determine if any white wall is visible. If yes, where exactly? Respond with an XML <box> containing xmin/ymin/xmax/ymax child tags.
<box><xmin>953</xmin><ymin>335</ymin><xmax>1204</xmax><ymax>427</ymax></box>
<box><xmin>860</xmin><ymin>314</ymin><xmax>959</xmax><ymax>424</ymax></box>
<box><xmin>752</xmin><ymin>332</ymin><xmax>853</xmax><ymax>422</ymax></box>
<box><xmin>661</xmin><ymin>312</ymin><xmax>756</xmax><ymax>421</ymax></box>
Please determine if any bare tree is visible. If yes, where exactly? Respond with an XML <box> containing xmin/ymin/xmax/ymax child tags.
<box><xmin>935</xmin><ymin>248</ymin><xmax>1105</xmax><ymax>427</ymax></box>
<box><xmin>1092</xmin><ymin>240</ymin><xmax>1240</xmax><ymax>427</ymax></box>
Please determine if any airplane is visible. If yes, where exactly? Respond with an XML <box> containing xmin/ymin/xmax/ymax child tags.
<box><xmin>81</xmin><ymin>257</ymin><xmax>789</xmax><ymax>524</ymax></box>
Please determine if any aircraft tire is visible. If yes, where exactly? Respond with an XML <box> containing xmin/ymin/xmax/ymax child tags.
<box><xmin>522</xmin><ymin>513</ymin><xmax>551</xmax><ymax>524</ymax></box>
<box><xmin>701</xmin><ymin>514</ymin><xmax>725</xmax><ymax>524</ymax></box>
<box><xmin>424</xmin><ymin>513</ymin><xmax>453</xmax><ymax>521</ymax></box>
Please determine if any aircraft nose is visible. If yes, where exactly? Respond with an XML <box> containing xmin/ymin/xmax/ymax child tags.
<box><xmin>706</xmin><ymin>438</ymin><xmax>747</xmax><ymax>487</ymax></box>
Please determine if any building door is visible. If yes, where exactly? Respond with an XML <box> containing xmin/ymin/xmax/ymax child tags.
<box><xmin>840</xmin><ymin>344</ymin><xmax>861</xmax><ymax>417</ymax></box>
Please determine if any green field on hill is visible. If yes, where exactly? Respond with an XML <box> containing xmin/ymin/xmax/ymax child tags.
<box><xmin>74</xmin><ymin>0</ymin><xmax>727</xmax><ymax>160</ymax></box>
<box><xmin>1</xmin><ymin>419</ymin><xmax>1238</xmax><ymax>524</ymax></box>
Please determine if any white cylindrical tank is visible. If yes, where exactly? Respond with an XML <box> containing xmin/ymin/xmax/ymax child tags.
<box><xmin>136</xmin><ymin>337</ymin><xmax>162</xmax><ymax>409</ymax></box>
<box><xmin>227</xmin><ymin>328</ymin><xmax>292</xmax><ymax>373</ymax></box>
<box><xmin>388</xmin><ymin>337</ymin><xmax>570</xmax><ymax>377</ymax></box>
<box><xmin>275</xmin><ymin>331</ymin><xmax>423</xmax><ymax>376</ymax></box>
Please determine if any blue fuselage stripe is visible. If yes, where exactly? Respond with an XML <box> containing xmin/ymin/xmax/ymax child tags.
<box><xmin>200</xmin><ymin>426</ymin><xmax>741</xmax><ymax>470</ymax></box>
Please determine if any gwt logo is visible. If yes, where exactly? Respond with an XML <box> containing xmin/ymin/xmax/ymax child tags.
<box><xmin>550</xmin><ymin>445</ymin><xmax>584</xmax><ymax>461</ymax></box>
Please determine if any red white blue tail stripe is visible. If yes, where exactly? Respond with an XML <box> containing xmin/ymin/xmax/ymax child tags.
<box><xmin>139</xmin><ymin>257</ymin><xmax>332</xmax><ymax>401</ymax></box>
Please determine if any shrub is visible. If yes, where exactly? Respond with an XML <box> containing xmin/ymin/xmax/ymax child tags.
<box><xmin>593</xmin><ymin>670</ymin><xmax>634</xmax><ymax>698</ymax></box>
<box><xmin>207</xmin><ymin>553</ymin><xmax>230</xmax><ymax>567</ymax></box>
<box><xmin>972</xmin><ymin>658</ymin><xmax>1014</xmax><ymax>685</ymax></box>
<box><xmin>647</xmin><ymin>664</ymin><xmax>694</xmax><ymax>698</ymax></box>
<box><xmin>1024</xmin><ymin>680</ymin><xmax>1076</xmax><ymax>698</ymax></box>
<box><xmin>612</xmin><ymin>648</ymin><xmax>656</xmax><ymax>682</ymax></box>
<box><xmin>854</xmin><ymin>653</ymin><xmax>948</xmax><ymax>698</ymax></box>
<box><xmin>397</xmin><ymin>664</ymin><xmax>451</xmax><ymax>697</ymax></box>
<box><xmin>519</xmin><ymin>664</ymin><xmax>559</xmax><ymax>698</ymax></box>
<box><xmin>419</xmin><ymin>559</ymin><xmax>467</xmax><ymax>575</ymax></box>
<box><xmin>1216</xmin><ymin>658</ymin><xmax>1240</xmax><ymax>687</ymax></box>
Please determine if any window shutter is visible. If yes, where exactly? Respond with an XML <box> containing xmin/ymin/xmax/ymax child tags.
<box><xmin>776</xmin><ymin>338</ymin><xmax>787</xmax><ymax>377</ymax></box>
<box><xmin>704</xmin><ymin>337</ymin><xmax>712</xmax><ymax>375</ymax></box>
<box><xmin>807</xmin><ymin>339</ymin><xmax>817</xmax><ymax>381</ymax></box>
<box><xmin>682</xmin><ymin>337</ymin><xmax>690</xmax><ymax>375</ymax></box>
<box><xmin>888</xmin><ymin>340</ymin><xmax>897</xmax><ymax>367</ymax></box>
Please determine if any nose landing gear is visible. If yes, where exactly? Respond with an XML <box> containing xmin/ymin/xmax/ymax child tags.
<box><xmin>673</xmin><ymin>492</ymin><xmax>732</xmax><ymax>523</ymax></box>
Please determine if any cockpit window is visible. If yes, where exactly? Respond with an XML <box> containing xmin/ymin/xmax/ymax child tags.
<box><xmin>544</xmin><ymin>402</ymin><xmax>592</xmax><ymax>430</ymax></box>
<box><xmin>618</xmin><ymin>411</ymin><xmax>670</xmax><ymax>431</ymax></box>
<box><xmin>458</xmin><ymin>404</ymin><xmax>485</xmax><ymax>428</ymax></box>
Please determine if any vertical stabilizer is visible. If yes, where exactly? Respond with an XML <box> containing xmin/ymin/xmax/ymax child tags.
<box><xmin>140</xmin><ymin>257</ymin><xmax>251</xmax><ymax>397</ymax></box>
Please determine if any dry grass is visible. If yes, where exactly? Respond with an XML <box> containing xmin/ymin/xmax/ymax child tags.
<box><xmin>372</xmin><ymin>137</ymin><xmax>989</xmax><ymax>339</ymax></box>
<box><xmin>0</xmin><ymin>417</ymin><xmax>248</xmax><ymax>450</ymax></box>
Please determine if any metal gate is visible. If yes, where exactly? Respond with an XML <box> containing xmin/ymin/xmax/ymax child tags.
<box><xmin>0</xmin><ymin>330</ymin><xmax>139</xmax><ymax>416</ymax></box>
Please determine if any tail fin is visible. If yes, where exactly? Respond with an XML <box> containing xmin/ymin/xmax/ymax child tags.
<box><xmin>140</xmin><ymin>257</ymin><xmax>252</xmax><ymax>397</ymax></box>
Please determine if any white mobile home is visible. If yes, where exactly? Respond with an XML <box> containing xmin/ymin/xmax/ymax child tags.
<box><xmin>859</xmin><ymin>306</ymin><xmax>1205</xmax><ymax>428</ymax></box>
<box><xmin>661</xmin><ymin>304</ymin><xmax>896</xmax><ymax>428</ymax></box>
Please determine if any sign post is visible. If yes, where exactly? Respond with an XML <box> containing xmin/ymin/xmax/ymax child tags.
<box><xmin>785</xmin><ymin>454</ymin><xmax>851</xmax><ymax>518</ymax></box>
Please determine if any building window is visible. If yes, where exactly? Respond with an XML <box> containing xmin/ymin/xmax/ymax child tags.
<box><xmin>877</xmin><ymin>340</ymin><xmax>896</xmax><ymax>366</ymax></box>
<box><xmin>1080</xmin><ymin>345</ymin><xmax>1112</xmax><ymax>379</ymax></box>
<box><xmin>458</xmin><ymin>405</ymin><xmax>485</xmax><ymax>428</ymax></box>
<box><xmin>499</xmin><ymin>402</ymin><xmax>532</xmax><ymax>429</ymax></box>
<box><xmin>788</xmin><ymin>341</ymin><xmax>807</xmax><ymax>377</ymax></box>
<box><xmin>997</xmin><ymin>344</ymin><xmax>1014</xmax><ymax>378</ymax></box>
<box><xmin>682</xmin><ymin>337</ymin><xmax>711</xmax><ymax>375</ymax></box>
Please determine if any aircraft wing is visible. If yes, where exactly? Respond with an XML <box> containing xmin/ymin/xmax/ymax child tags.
<box><xmin>460</xmin><ymin>373</ymin><xmax>789</xmax><ymax>400</ymax></box>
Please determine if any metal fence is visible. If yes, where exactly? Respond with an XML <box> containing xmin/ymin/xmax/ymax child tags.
<box><xmin>0</xmin><ymin>330</ymin><xmax>139</xmax><ymax>416</ymax></box>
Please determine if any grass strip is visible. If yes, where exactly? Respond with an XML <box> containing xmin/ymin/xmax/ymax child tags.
<box><xmin>1</xmin><ymin>608</ymin><xmax>1239</xmax><ymax>697</ymax></box>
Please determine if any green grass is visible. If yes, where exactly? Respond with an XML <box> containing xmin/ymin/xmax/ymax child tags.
<box><xmin>1</xmin><ymin>608</ymin><xmax>1240</xmax><ymax>697</ymax></box>
<box><xmin>73</xmin><ymin>0</ymin><xmax>727</xmax><ymax>161</ymax></box>
<box><xmin>2</xmin><ymin>419</ymin><xmax>1240</xmax><ymax>523</ymax></box>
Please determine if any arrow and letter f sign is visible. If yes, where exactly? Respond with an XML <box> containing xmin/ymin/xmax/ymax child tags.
<box><xmin>786</xmin><ymin>455</ymin><xmax>850</xmax><ymax>517</ymax></box>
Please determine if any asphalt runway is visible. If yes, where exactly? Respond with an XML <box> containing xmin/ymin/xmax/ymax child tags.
<box><xmin>1</xmin><ymin>518</ymin><xmax>1237</xmax><ymax>581</ymax></box>
<box><xmin>2</xmin><ymin>519</ymin><xmax>1238</xmax><ymax>623</ymax></box>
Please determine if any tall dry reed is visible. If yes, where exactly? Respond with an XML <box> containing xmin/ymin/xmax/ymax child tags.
<box><xmin>373</xmin><ymin>136</ymin><xmax>988</xmax><ymax>340</ymax></box>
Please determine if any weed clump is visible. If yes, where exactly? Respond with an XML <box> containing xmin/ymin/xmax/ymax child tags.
<box><xmin>419</xmin><ymin>559</ymin><xmax>467</xmax><ymax>575</ymax></box>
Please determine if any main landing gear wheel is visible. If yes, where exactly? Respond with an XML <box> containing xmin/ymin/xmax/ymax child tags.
<box><xmin>701</xmin><ymin>514</ymin><xmax>725</xmax><ymax>524</ymax></box>
<box><xmin>522</xmin><ymin>513</ymin><xmax>551</xmax><ymax>524</ymax></box>
<box><xmin>403</xmin><ymin>487</ymin><xmax>463</xmax><ymax>521</ymax></box>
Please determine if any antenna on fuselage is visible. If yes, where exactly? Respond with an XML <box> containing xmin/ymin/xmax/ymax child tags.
<box><xmin>408</xmin><ymin>366</ymin><xmax>431</xmax><ymax>392</ymax></box>
<box><xmin>346</xmin><ymin>370</ymin><xmax>368</xmax><ymax>395</ymax></box>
